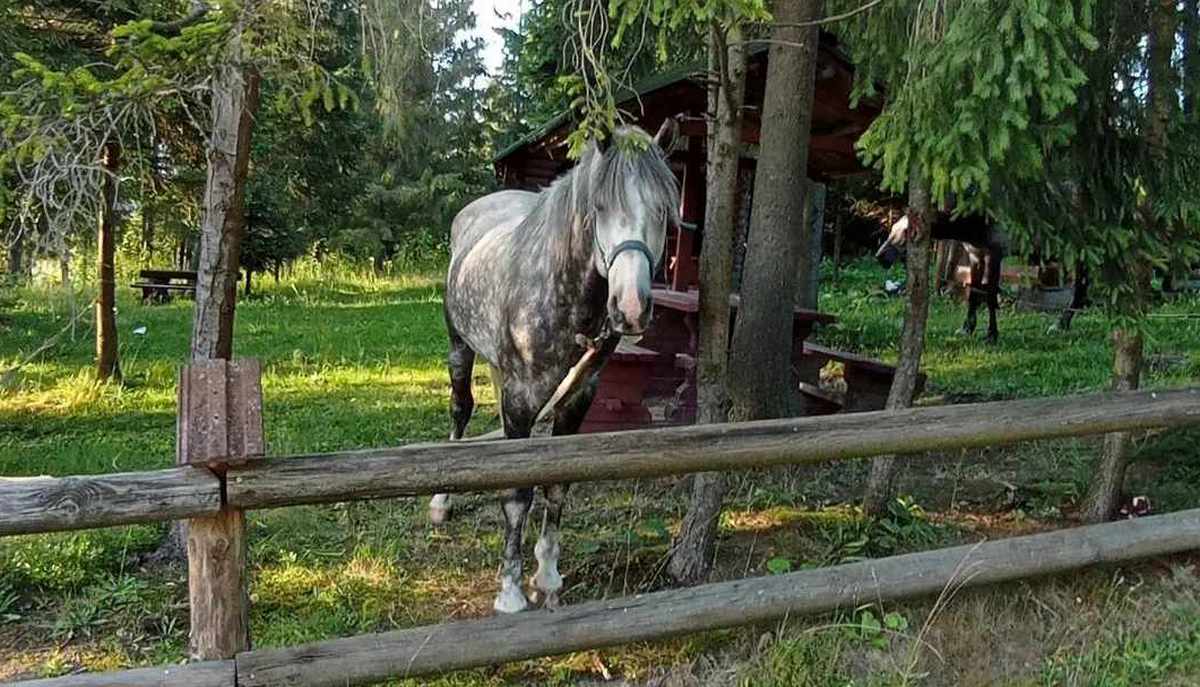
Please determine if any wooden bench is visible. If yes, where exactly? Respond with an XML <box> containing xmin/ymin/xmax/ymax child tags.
<box><xmin>796</xmin><ymin>342</ymin><xmax>927</xmax><ymax>412</ymax></box>
<box><xmin>131</xmin><ymin>269</ymin><xmax>197</xmax><ymax>303</ymax></box>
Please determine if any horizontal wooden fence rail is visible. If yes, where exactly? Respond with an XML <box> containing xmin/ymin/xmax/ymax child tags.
<box><xmin>9</xmin><ymin>661</ymin><xmax>235</xmax><ymax>687</ymax></box>
<box><xmin>13</xmin><ymin>507</ymin><xmax>1200</xmax><ymax>687</ymax></box>
<box><xmin>0</xmin><ymin>467</ymin><xmax>222</xmax><ymax>537</ymax></box>
<box><xmin>225</xmin><ymin>387</ymin><xmax>1200</xmax><ymax>510</ymax></box>
<box><xmin>2</xmin><ymin>388</ymin><xmax>1198</xmax><ymax>538</ymax></box>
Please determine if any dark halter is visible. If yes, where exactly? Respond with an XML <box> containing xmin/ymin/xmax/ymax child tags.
<box><xmin>602</xmin><ymin>239</ymin><xmax>659</xmax><ymax>276</ymax></box>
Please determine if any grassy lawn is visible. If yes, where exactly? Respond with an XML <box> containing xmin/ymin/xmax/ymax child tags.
<box><xmin>1</xmin><ymin>258</ymin><xmax>1198</xmax><ymax>685</ymax></box>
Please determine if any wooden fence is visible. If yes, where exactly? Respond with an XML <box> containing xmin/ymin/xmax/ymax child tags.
<box><xmin>2</xmin><ymin>359</ymin><xmax>1199</xmax><ymax>687</ymax></box>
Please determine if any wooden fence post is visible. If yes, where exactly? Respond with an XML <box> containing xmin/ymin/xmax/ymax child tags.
<box><xmin>178</xmin><ymin>358</ymin><xmax>264</xmax><ymax>661</ymax></box>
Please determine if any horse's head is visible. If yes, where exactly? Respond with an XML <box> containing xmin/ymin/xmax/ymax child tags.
<box><xmin>876</xmin><ymin>215</ymin><xmax>911</xmax><ymax>268</ymax></box>
<box><xmin>581</xmin><ymin>120</ymin><xmax>681</xmax><ymax>335</ymax></box>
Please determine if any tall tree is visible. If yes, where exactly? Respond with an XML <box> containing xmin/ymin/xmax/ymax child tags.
<box><xmin>190</xmin><ymin>3</ymin><xmax>259</xmax><ymax>361</ymax></box>
<box><xmin>668</xmin><ymin>24</ymin><xmax>749</xmax><ymax>586</ymax></box>
<box><xmin>728</xmin><ymin>0</ymin><xmax>825</xmax><ymax>421</ymax></box>
<box><xmin>1081</xmin><ymin>0</ymin><xmax>1175</xmax><ymax>522</ymax></box>
<box><xmin>96</xmin><ymin>142</ymin><xmax>122</xmax><ymax>381</ymax></box>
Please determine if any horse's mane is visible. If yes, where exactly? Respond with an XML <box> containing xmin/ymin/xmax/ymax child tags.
<box><xmin>518</xmin><ymin>126</ymin><xmax>681</xmax><ymax>272</ymax></box>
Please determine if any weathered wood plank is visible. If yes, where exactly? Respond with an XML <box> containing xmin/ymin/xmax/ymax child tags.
<box><xmin>226</xmin><ymin>388</ymin><xmax>1200</xmax><ymax>510</ymax></box>
<box><xmin>236</xmin><ymin>508</ymin><xmax>1200</xmax><ymax>686</ymax></box>
<box><xmin>178</xmin><ymin>359</ymin><xmax>263</xmax><ymax>661</ymax></box>
<box><xmin>4</xmin><ymin>660</ymin><xmax>234</xmax><ymax>687</ymax></box>
<box><xmin>0</xmin><ymin>467</ymin><xmax>221</xmax><ymax>537</ymax></box>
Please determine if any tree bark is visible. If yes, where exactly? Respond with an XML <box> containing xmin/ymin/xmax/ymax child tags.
<box><xmin>5</xmin><ymin>235</ymin><xmax>23</xmax><ymax>281</ymax></box>
<box><xmin>1184</xmin><ymin>0</ymin><xmax>1199</xmax><ymax>121</ymax></box>
<box><xmin>142</xmin><ymin>201</ymin><xmax>155</xmax><ymax>254</ymax></box>
<box><xmin>729</xmin><ymin>0</ymin><xmax>824</xmax><ymax>421</ymax></box>
<box><xmin>96</xmin><ymin>141</ymin><xmax>122</xmax><ymax>382</ymax></box>
<box><xmin>1082</xmin><ymin>0</ymin><xmax>1174</xmax><ymax>522</ymax></box>
<box><xmin>191</xmin><ymin>14</ymin><xmax>260</xmax><ymax>361</ymax></box>
<box><xmin>862</xmin><ymin>174</ymin><xmax>933</xmax><ymax>517</ymax></box>
<box><xmin>797</xmin><ymin>181</ymin><xmax>825</xmax><ymax>309</ymax></box>
<box><xmin>668</xmin><ymin>23</ymin><xmax>747</xmax><ymax>587</ymax></box>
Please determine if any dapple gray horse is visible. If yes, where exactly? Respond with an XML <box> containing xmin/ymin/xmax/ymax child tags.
<box><xmin>437</xmin><ymin>122</ymin><xmax>680</xmax><ymax>613</ymax></box>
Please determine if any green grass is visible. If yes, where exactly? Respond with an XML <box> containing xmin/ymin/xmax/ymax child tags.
<box><xmin>1</xmin><ymin>257</ymin><xmax>1198</xmax><ymax>683</ymax></box>
<box><xmin>816</xmin><ymin>258</ymin><xmax>1200</xmax><ymax>399</ymax></box>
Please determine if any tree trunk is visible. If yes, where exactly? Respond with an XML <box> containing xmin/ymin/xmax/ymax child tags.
<box><xmin>244</xmin><ymin>269</ymin><xmax>252</xmax><ymax>298</ymax></box>
<box><xmin>728</xmin><ymin>0</ymin><xmax>824</xmax><ymax>422</ymax></box>
<box><xmin>191</xmin><ymin>24</ymin><xmax>260</xmax><ymax>361</ymax></box>
<box><xmin>668</xmin><ymin>23</ymin><xmax>747</xmax><ymax>587</ymax></box>
<box><xmin>142</xmin><ymin>201</ymin><xmax>155</xmax><ymax>255</ymax></box>
<box><xmin>862</xmin><ymin>174</ymin><xmax>933</xmax><ymax>517</ymax></box>
<box><xmin>799</xmin><ymin>181</ymin><xmax>825</xmax><ymax>309</ymax></box>
<box><xmin>1082</xmin><ymin>0</ymin><xmax>1174</xmax><ymax>522</ymax></box>
<box><xmin>96</xmin><ymin>141</ymin><xmax>122</xmax><ymax>382</ymax></box>
<box><xmin>160</xmin><ymin>5</ymin><xmax>259</xmax><ymax>565</ymax></box>
<box><xmin>5</xmin><ymin>231</ymin><xmax>25</xmax><ymax>281</ymax></box>
<box><xmin>1184</xmin><ymin>0</ymin><xmax>1199</xmax><ymax>121</ymax></box>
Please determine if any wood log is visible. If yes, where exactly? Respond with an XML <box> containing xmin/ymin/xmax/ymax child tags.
<box><xmin>6</xmin><ymin>660</ymin><xmax>234</xmax><ymax>687</ymax></box>
<box><xmin>178</xmin><ymin>359</ymin><xmax>264</xmax><ymax>661</ymax></box>
<box><xmin>3</xmin><ymin>389</ymin><xmax>1198</xmax><ymax>539</ymax></box>
<box><xmin>0</xmin><ymin>468</ymin><xmax>221</xmax><ymax>537</ymax></box>
<box><xmin>235</xmin><ymin>508</ymin><xmax>1200</xmax><ymax>686</ymax></box>
<box><xmin>226</xmin><ymin>388</ymin><xmax>1200</xmax><ymax>510</ymax></box>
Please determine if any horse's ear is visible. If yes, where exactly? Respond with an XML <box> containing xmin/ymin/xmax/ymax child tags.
<box><xmin>653</xmin><ymin>117</ymin><xmax>679</xmax><ymax>154</ymax></box>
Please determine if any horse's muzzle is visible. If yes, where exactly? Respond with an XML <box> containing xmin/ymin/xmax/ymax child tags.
<box><xmin>608</xmin><ymin>292</ymin><xmax>652</xmax><ymax>335</ymax></box>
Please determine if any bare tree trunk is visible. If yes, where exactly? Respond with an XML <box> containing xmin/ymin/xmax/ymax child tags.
<box><xmin>729</xmin><ymin>0</ymin><xmax>824</xmax><ymax>421</ymax></box>
<box><xmin>159</xmin><ymin>4</ymin><xmax>259</xmax><ymax>564</ymax></box>
<box><xmin>142</xmin><ymin>201</ymin><xmax>155</xmax><ymax>255</ymax></box>
<box><xmin>1082</xmin><ymin>0</ymin><xmax>1174</xmax><ymax>522</ymax></box>
<box><xmin>668</xmin><ymin>23</ymin><xmax>747</xmax><ymax>587</ymax></box>
<box><xmin>191</xmin><ymin>20</ymin><xmax>260</xmax><ymax>361</ymax></box>
<box><xmin>862</xmin><ymin>174</ymin><xmax>933</xmax><ymax>517</ymax></box>
<box><xmin>1185</xmin><ymin>0</ymin><xmax>1199</xmax><ymax>121</ymax></box>
<box><xmin>5</xmin><ymin>232</ymin><xmax>25</xmax><ymax>281</ymax></box>
<box><xmin>96</xmin><ymin>141</ymin><xmax>122</xmax><ymax>382</ymax></box>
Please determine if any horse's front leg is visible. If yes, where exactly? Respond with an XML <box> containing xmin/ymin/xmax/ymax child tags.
<box><xmin>984</xmin><ymin>285</ymin><xmax>1000</xmax><ymax>344</ymax></box>
<box><xmin>496</xmin><ymin>485</ymin><xmax>535</xmax><ymax>613</ymax></box>
<box><xmin>960</xmin><ymin>289</ymin><xmax>980</xmax><ymax>336</ymax></box>
<box><xmin>983</xmin><ymin>253</ymin><xmax>1002</xmax><ymax>344</ymax></box>
<box><xmin>531</xmin><ymin>376</ymin><xmax>597</xmax><ymax>609</ymax></box>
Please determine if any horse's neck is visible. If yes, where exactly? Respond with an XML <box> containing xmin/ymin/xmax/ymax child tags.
<box><xmin>524</xmin><ymin>210</ymin><xmax>609</xmax><ymax>335</ymax></box>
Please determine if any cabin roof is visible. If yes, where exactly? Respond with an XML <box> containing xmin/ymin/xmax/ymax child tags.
<box><xmin>493</xmin><ymin>33</ymin><xmax>880</xmax><ymax>181</ymax></box>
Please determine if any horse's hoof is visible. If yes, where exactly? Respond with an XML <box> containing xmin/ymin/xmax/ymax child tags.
<box><xmin>493</xmin><ymin>587</ymin><xmax>530</xmax><ymax>614</ymax></box>
<box><xmin>429</xmin><ymin>506</ymin><xmax>451</xmax><ymax>525</ymax></box>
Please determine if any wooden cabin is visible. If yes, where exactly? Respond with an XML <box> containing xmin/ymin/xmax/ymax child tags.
<box><xmin>493</xmin><ymin>35</ymin><xmax>922</xmax><ymax>432</ymax></box>
<box><xmin>494</xmin><ymin>33</ymin><xmax>881</xmax><ymax>294</ymax></box>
